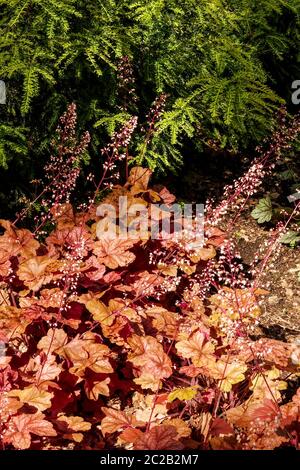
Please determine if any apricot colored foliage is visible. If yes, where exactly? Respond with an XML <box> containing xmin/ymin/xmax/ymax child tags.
<box><xmin>0</xmin><ymin>168</ymin><xmax>299</xmax><ymax>450</ymax></box>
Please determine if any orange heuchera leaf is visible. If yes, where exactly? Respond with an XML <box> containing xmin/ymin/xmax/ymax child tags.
<box><xmin>59</xmin><ymin>336</ymin><xmax>113</xmax><ymax>377</ymax></box>
<box><xmin>0</xmin><ymin>220</ymin><xmax>39</xmax><ymax>259</ymax></box>
<box><xmin>179</xmin><ymin>365</ymin><xmax>202</xmax><ymax>377</ymax></box>
<box><xmin>127</xmin><ymin>167</ymin><xmax>152</xmax><ymax>191</ymax></box>
<box><xmin>249</xmin><ymin>398</ymin><xmax>279</xmax><ymax>423</ymax></box>
<box><xmin>86</xmin><ymin>299</ymin><xmax>114</xmax><ymax>326</ymax></box>
<box><xmin>144</xmin><ymin>350</ymin><xmax>173</xmax><ymax>380</ymax></box>
<box><xmin>8</xmin><ymin>386</ymin><xmax>53</xmax><ymax>412</ymax></box>
<box><xmin>57</xmin><ymin>414</ymin><xmax>95</xmax><ymax>443</ymax></box>
<box><xmin>36</xmin><ymin>288</ymin><xmax>66</xmax><ymax>308</ymax></box>
<box><xmin>86</xmin><ymin>298</ymin><xmax>138</xmax><ymax>325</ymax></box>
<box><xmin>209</xmin><ymin>287</ymin><xmax>261</xmax><ymax>323</ymax></box>
<box><xmin>166</xmin><ymin>419</ymin><xmax>191</xmax><ymax>438</ymax></box>
<box><xmin>17</xmin><ymin>256</ymin><xmax>54</xmax><ymax>292</ymax></box>
<box><xmin>101</xmin><ymin>315</ymin><xmax>130</xmax><ymax>346</ymax></box>
<box><xmin>131</xmin><ymin>271</ymin><xmax>164</xmax><ymax>297</ymax></box>
<box><xmin>108</xmin><ymin>298</ymin><xmax>139</xmax><ymax>322</ymax></box>
<box><xmin>146</xmin><ymin>307</ymin><xmax>179</xmax><ymax>338</ymax></box>
<box><xmin>250</xmin><ymin>369</ymin><xmax>287</xmax><ymax>401</ymax></box>
<box><xmin>47</xmin><ymin>227</ymin><xmax>93</xmax><ymax>257</ymax></box>
<box><xmin>93</xmin><ymin>238</ymin><xmax>136</xmax><ymax>269</ymax></box>
<box><xmin>0</xmin><ymin>305</ymin><xmax>29</xmax><ymax>341</ymax></box>
<box><xmin>127</xmin><ymin>334</ymin><xmax>172</xmax><ymax>381</ymax></box>
<box><xmin>253</xmin><ymin>338</ymin><xmax>292</xmax><ymax>368</ymax></box>
<box><xmin>188</xmin><ymin>245</ymin><xmax>216</xmax><ymax>263</ymax></box>
<box><xmin>132</xmin><ymin>392</ymin><xmax>168</xmax><ymax>423</ymax></box>
<box><xmin>50</xmin><ymin>203</ymin><xmax>76</xmax><ymax>229</ymax></box>
<box><xmin>3</xmin><ymin>413</ymin><xmax>57</xmax><ymax>449</ymax></box>
<box><xmin>134</xmin><ymin>373</ymin><xmax>162</xmax><ymax>392</ymax></box>
<box><xmin>158</xmin><ymin>186</ymin><xmax>176</xmax><ymax>204</ymax></box>
<box><xmin>84</xmin><ymin>377</ymin><xmax>111</xmax><ymax>400</ymax></box>
<box><xmin>226</xmin><ymin>401</ymin><xmax>254</xmax><ymax>428</ymax></box>
<box><xmin>205</xmin><ymin>227</ymin><xmax>227</xmax><ymax>247</ymax></box>
<box><xmin>37</xmin><ymin>328</ymin><xmax>68</xmax><ymax>353</ymax></box>
<box><xmin>82</xmin><ymin>255</ymin><xmax>106</xmax><ymax>281</ymax></box>
<box><xmin>118</xmin><ymin>427</ymin><xmax>144</xmax><ymax>445</ymax></box>
<box><xmin>127</xmin><ymin>334</ymin><xmax>163</xmax><ymax>365</ymax></box>
<box><xmin>134</xmin><ymin>425</ymin><xmax>184</xmax><ymax>450</ymax></box>
<box><xmin>226</xmin><ymin>399</ymin><xmax>278</xmax><ymax>429</ymax></box>
<box><xmin>157</xmin><ymin>262</ymin><xmax>178</xmax><ymax>277</ymax></box>
<box><xmin>99</xmin><ymin>407</ymin><xmax>143</xmax><ymax>436</ymax></box>
<box><xmin>21</xmin><ymin>353</ymin><xmax>61</xmax><ymax>383</ymax></box>
<box><xmin>55</xmin><ymin>415</ymin><xmax>92</xmax><ymax>432</ymax></box>
<box><xmin>281</xmin><ymin>389</ymin><xmax>300</xmax><ymax>426</ymax></box>
<box><xmin>209</xmin><ymin>436</ymin><xmax>239</xmax><ymax>450</ymax></box>
<box><xmin>176</xmin><ymin>331</ymin><xmax>215</xmax><ymax>367</ymax></box>
<box><xmin>0</xmin><ymin>250</ymin><xmax>11</xmax><ymax>277</ymax></box>
<box><xmin>0</xmin><ymin>396</ymin><xmax>22</xmax><ymax>423</ymax></box>
<box><xmin>211</xmin><ymin>360</ymin><xmax>247</xmax><ymax>392</ymax></box>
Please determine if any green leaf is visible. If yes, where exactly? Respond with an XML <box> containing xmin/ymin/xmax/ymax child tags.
<box><xmin>251</xmin><ymin>197</ymin><xmax>273</xmax><ymax>224</ymax></box>
<box><xmin>279</xmin><ymin>231</ymin><xmax>300</xmax><ymax>247</ymax></box>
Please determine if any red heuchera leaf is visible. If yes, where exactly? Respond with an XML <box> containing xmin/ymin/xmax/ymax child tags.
<box><xmin>134</xmin><ymin>425</ymin><xmax>184</xmax><ymax>450</ymax></box>
<box><xmin>3</xmin><ymin>413</ymin><xmax>57</xmax><ymax>449</ymax></box>
<box><xmin>210</xmin><ymin>418</ymin><xmax>234</xmax><ymax>437</ymax></box>
<box><xmin>250</xmin><ymin>398</ymin><xmax>279</xmax><ymax>423</ymax></box>
<box><xmin>157</xmin><ymin>186</ymin><xmax>176</xmax><ymax>205</ymax></box>
<box><xmin>205</xmin><ymin>227</ymin><xmax>227</xmax><ymax>247</ymax></box>
<box><xmin>179</xmin><ymin>365</ymin><xmax>202</xmax><ymax>378</ymax></box>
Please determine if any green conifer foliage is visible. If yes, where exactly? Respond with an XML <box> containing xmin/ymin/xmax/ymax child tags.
<box><xmin>0</xmin><ymin>0</ymin><xmax>299</xmax><ymax>202</ymax></box>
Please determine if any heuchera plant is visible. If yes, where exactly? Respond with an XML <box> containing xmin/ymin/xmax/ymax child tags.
<box><xmin>0</xmin><ymin>105</ymin><xmax>300</xmax><ymax>451</ymax></box>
